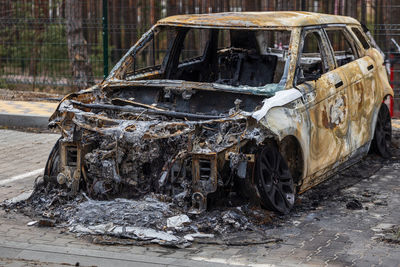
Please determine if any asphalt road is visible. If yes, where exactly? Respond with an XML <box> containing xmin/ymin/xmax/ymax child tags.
<box><xmin>0</xmin><ymin>128</ymin><xmax>399</xmax><ymax>267</ymax></box>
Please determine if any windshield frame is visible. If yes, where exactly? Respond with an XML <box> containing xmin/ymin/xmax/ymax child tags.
<box><xmin>107</xmin><ymin>25</ymin><xmax>298</xmax><ymax>92</ymax></box>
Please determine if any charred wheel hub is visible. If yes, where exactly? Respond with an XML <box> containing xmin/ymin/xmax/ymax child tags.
<box><xmin>256</xmin><ymin>145</ymin><xmax>295</xmax><ymax>214</ymax></box>
<box><xmin>271</xmin><ymin>171</ymin><xmax>279</xmax><ymax>184</ymax></box>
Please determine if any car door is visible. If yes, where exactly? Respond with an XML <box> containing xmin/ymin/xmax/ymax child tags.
<box><xmin>349</xmin><ymin>26</ymin><xmax>382</xmax><ymax>148</ymax></box>
<box><xmin>323</xmin><ymin>26</ymin><xmax>374</xmax><ymax>153</ymax></box>
<box><xmin>294</xmin><ymin>27</ymin><xmax>350</xmax><ymax>188</ymax></box>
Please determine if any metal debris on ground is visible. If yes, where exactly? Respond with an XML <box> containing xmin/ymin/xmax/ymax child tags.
<box><xmin>346</xmin><ymin>199</ymin><xmax>363</xmax><ymax>210</ymax></box>
<box><xmin>372</xmin><ymin>223</ymin><xmax>400</xmax><ymax>244</ymax></box>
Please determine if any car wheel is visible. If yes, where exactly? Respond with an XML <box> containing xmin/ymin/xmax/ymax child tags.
<box><xmin>371</xmin><ymin>104</ymin><xmax>392</xmax><ymax>158</ymax></box>
<box><xmin>44</xmin><ymin>138</ymin><xmax>61</xmax><ymax>183</ymax></box>
<box><xmin>255</xmin><ymin>144</ymin><xmax>295</xmax><ymax>214</ymax></box>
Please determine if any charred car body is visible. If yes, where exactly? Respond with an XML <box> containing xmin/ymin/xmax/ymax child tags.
<box><xmin>45</xmin><ymin>12</ymin><xmax>394</xmax><ymax>214</ymax></box>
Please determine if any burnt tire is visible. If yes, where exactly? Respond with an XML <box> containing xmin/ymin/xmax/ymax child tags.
<box><xmin>371</xmin><ymin>104</ymin><xmax>392</xmax><ymax>158</ymax></box>
<box><xmin>255</xmin><ymin>144</ymin><xmax>295</xmax><ymax>214</ymax></box>
<box><xmin>44</xmin><ymin>138</ymin><xmax>61</xmax><ymax>184</ymax></box>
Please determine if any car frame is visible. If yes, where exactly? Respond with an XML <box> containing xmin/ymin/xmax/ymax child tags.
<box><xmin>45</xmin><ymin>11</ymin><xmax>394</xmax><ymax>214</ymax></box>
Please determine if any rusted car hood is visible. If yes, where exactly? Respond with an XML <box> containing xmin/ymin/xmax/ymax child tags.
<box><xmin>49</xmin><ymin>79</ymin><xmax>301</xmax><ymax>143</ymax></box>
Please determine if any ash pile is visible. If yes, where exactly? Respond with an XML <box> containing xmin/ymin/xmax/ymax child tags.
<box><xmin>5</xmin><ymin>182</ymin><xmax>280</xmax><ymax>248</ymax></box>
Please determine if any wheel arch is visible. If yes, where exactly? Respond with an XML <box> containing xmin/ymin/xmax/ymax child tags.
<box><xmin>369</xmin><ymin>94</ymin><xmax>392</xmax><ymax>145</ymax></box>
<box><xmin>258</xmin><ymin>104</ymin><xmax>310</xmax><ymax>186</ymax></box>
<box><xmin>277</xmin><ymin>135</ymin><xmax>305</xmax><ymax>188</ymax></box>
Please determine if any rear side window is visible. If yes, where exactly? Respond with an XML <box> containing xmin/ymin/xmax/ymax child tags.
<box><xmin>351</xmin><ymin>27</ymin><xmax>370</xmax><ymax>50</ymax></box>
<box><xmin>296</xmin><ymin>31</ymin><xmax>328</xmax><ymax>84</ymax></box>
<box><xmin>325</xmin><ymin>28</ymin><xmax>358</xmax><ymax>67</ymax></box>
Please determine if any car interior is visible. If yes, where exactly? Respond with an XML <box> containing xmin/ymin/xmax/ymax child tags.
<box><xmin>126</xmin><ymin>28</ymin><xmax>290</xmax><ymax>88</ymax></box>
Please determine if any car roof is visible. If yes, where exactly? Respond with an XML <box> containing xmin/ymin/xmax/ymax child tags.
<box><xmin>157</xmin><ymin>11</ymin><xmax>360</xmax><ymax>29</ymax></box>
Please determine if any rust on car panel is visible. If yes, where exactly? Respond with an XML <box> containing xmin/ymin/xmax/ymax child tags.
<box><xmin>158</xmin><ymin>11</ymin><xmax>359</xmax><ymax>28</ymax></box>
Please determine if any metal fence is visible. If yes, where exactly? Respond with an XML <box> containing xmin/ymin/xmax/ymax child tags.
<box><xmin>0</xmin><ymin>0</ymin><xmax>400</xmax><ymax>115</ymax></box>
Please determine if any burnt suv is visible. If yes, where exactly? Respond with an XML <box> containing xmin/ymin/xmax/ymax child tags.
<box><xmin>45</xmin><ymin>11</ymin><xmax>394</xmax><ymax>213</ymax></box>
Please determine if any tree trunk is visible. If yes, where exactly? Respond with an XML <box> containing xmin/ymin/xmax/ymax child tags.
<box><xmin>65</xmin><ymin>0</ymin><xmax>94</xmax><ymax>88</ymax></box>
<box><xmin>167</xmin><ymin>0</ymin><xmax>177</xmax><ymax>16</ymax></box>
<box><xmin>110</xmin><ymin>0</ymin><xmax>122</xmax><ymax>62</ymax></box>
<box><xmin>124</xmin><ymin>0</ymin><xmax>135</xmax><ymax>49</ymax></box>
<box><xmin>361</xmin><ymin>0</ymin><xmax>366</xmax><ymax>24</ymax></box>
<box><xmin>29</xmin><ymin>0</ymin><xmax>48</xmax><ymax>77</ymax></box>
<box><xmin>150</xmin><ymin>0</ymin><xmax>155</xmax><ymax>24</ymax></box>
<box><xmin>0</xmin><ymin>0</ymin><xmax>12</xmax><ymax>70</ymax></box>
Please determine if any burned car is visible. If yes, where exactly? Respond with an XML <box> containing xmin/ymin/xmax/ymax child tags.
<box><xmin>45</xmin><ymin>12</ymin><xmax>394</xmax><ymax>214</ymax></box>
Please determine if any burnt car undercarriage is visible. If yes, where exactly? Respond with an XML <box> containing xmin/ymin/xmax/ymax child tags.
<box><xmin>45</xmin><ymin>81</ymin><xmax>298</xmax><ymax>214</ymax></box>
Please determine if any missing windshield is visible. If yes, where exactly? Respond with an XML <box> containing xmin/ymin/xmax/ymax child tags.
<box><xmin>122</xmin><ymin>27</ymin><xmax>291</xmax><ymax>91</ymax></box>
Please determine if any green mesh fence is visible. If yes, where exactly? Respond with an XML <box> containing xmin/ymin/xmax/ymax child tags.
<box><xmin>0</xmin><ymin>0</ymin><xmax>399</xmax><ymax>114</ymax></box>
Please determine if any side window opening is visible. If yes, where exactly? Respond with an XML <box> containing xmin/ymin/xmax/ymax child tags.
<box><xmin>351</xmin><ymin>27</ymin><xmax>371</xmax><ymax>50</ymax></box>
<box><xmin>297</xmin><ymin>31</ymin><xmax>327</xmax><ymax>84</ymax></box>
<box><xmin>325</xmin><ymin>28</ymin><xmax>358</xmax><ymax>67</ymax></box>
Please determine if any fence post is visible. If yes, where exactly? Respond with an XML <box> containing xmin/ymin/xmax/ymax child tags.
<box><xmin>102</xmin><ymin>0</ymin><xmax>109</xmax><ymax>79</ymax></box>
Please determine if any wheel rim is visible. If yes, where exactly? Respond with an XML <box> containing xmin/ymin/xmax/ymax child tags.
<box><xmin>375</xmin><ymin>105</ymin><xmax>391</xmax><ymax>157</ymax></box>
<box><xmin>44</xmin><ymin>139</ymin><xmax>61</xmax><ymax>182</ymax></box>
<box><xmin>256</xmin><ymin>146</ymin><xmax>295</xmax><ymax>214</ymax></box>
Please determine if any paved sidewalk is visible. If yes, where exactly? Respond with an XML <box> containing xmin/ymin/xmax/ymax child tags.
<box><xmin>0</xmin><ymin>100</ymin><xmax>57</xmax><ymax>128</ymax></box>
<box><xmin>0</xmin><ymin>100</ymin><xmax>57</xmax><ymax>116</ymax></box>
<box><xmin>0</xmin><ymin>128</ymin><xmax>399</xmax><ymax>266</ymax></box>
<box><xmin>1</xmin><ymin>162</ymin><xmax>399</xmax><ymax>266</ymax></box>
<box><xmin>0</xmin><ymin>130</ymin><xmax>59</xmax><ymax>195</ymax></box>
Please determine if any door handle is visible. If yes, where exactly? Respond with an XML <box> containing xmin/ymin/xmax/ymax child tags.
<box><xmin>335</xmin><ymin>80</ymin><xmax>343</xmax><ymax>88</ymax></box>
<box><xmin>367</xmin><ymin>64</ymin><xmax>374</xmax><ymax>71</ymax></box>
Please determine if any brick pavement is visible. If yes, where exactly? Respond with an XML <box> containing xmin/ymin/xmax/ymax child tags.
<box><xmin>0</xmin><ymin>128</ymin><xmax>399</xmax><ymax>266</ymax></box>
<box><xmin>0</xmin><ymin>99</ymin><xmax>57</xmax><ymax>128</ymax></box>
<box><xmin>0</xmin><ymin>130</ymin><xmax>59</xmax><ymax>186</ymax></box>
<box><xmin>0</xmin><ymin>100</ymin><xmax>57</xmax><ymax>117</ymax></box>
<box><xmin>0</xmin><ymin>130</ymin><xmax>59</xmax><ymax>204</ymax></box>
